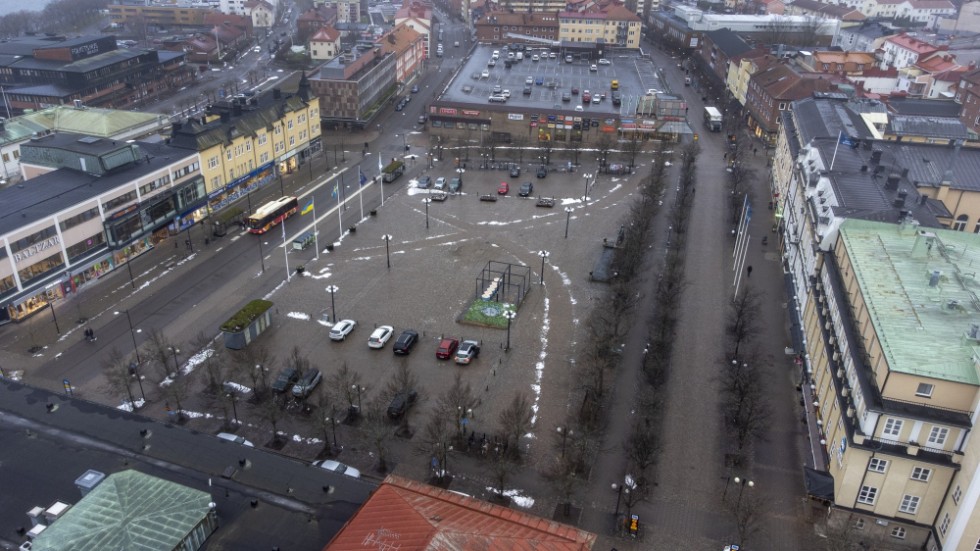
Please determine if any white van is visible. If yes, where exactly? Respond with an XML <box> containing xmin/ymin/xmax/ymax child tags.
<box><xmin>516</xmin><ymin>52</ymin><xmax>523</xmax><ymax>60</ymax></box>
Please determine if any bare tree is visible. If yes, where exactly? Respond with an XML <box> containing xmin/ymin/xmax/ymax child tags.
<box><xmin>417</xmin><ymin>410</ymin><xmax>455</xmax><ymax>484</ymax></box>
<box><xmin>328</xmin><ymin>362</ymin><xmax>364</xmax><ymax>420</ymax></box>
<box><xmin>725</xmin><ymin>486</ymin><xmax>765</xmax><ymax>547</ymax></box>
<box><xmin>727</xmin><ymin>289</ymin><xmax>761</xmax><ymax>360</ymax></box>
<box><xmin>497</xmin><ymin>393</ymin><xmax>533</xmax><ymax>459</ymax></box>
<box><xmin>383</xmin><ymin>359</ymin><xmax>422</xmax><ymax>436</ymax></box>
<box><xmin>164</xmin><ymin>373</ymin><xmax>192</xmax><ymax>423</ymax></box>
<box><xmin>103</xmin><ymin>347</ymin><xmax>137</xmax><ymax>410</ymax></box>
<box><xmin>488</xmin><ymin>453</ymin><xmax>514</xmax><ymax>502</ymax></box>
<box><xmin>436</xmin><ymin>372</ymin><xmax>477</xmax><ymax>443</ymax></box>
<box><xmin>230</xmin><ymin>345</ymin><xmax>273</xmax><ymax>400</ymax></box>
<box><xmin>258</xmin><ymin>396</ymin><xmax>286</xmax><ymax>446</ymax></box>
<box><xmin>144</xmin><ymin>329</ymin><xmax>178</xmax><ymax>381</ymax></box>
<box><xmin>191</xmin><ymin>331</ymin><xmax>225</xmax><ymax>394</ymax></box>
<box><xmin>363</xmin><ymin>402</ymin><xmax>396</xmax><ymax>473</ymax></box>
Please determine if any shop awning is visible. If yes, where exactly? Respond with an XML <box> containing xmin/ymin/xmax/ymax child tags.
<box><xmin>803</xmin><ymin>467</ymin><xmax>835</xmax><ymax>502</ymax></box>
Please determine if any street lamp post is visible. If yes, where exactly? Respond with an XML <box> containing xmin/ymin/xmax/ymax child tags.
<box><xmin>130</xmin><ymin>362</ymin><xmax>146</xmax><ymax>402</ymax></box>
<box><xmin>612</xmin><ymin>483</ymin><xmax>623</xmax><ymax>517</ymax></box>
<box><xmin>503</xmin><ymin>309</ymin><xmax>516</xmax><ymax>351</ymax></box>
<box><xmin>352</xmin><ymin>384</ymin><xmax>363</xmax><ymax>413</ymax></box>
<box><xmin>583</xmin><ymin>172</ymin><xmax>592</xmax><ymax>203</ymax></box>
<box><xmin>382</xmin><ymin>234</ymin><xmax>393</xmax><ymax>269</ymax></box>
<box><xmin>325</xmin><ymin>285</ymin><xmax>339</xmax><ymax>322</ymax></box>
<box><xmin>120</xmin><ymin>310</ymin><xmax>142</xmax><ymax>365</ymax></box>
<box><xmin>538</xmin><ymin>250</ymin><xmax>550</xmax><ymax>285</ymax></box>
<box><xmin>456</xmin><ymin>167</ymin><xmax>464</xmax><ymax>189</ymax></box>
<box><xmin>227</xmin><ymin>393</ymin><xmax>239</xmax><ymax>425</ymax></box>
<box><xmin>423</xmin><ymin>198</ymin><xmax>431</xmax><ymax>229</ymax></box>
<box><xmin>326</xmin><ymin>415</ymin><xmax>338</xmax><ymax>449</ymax></box>
<box><xmin>734</xmin><ymin>476</ymin><xmax>754</xmax><ymax>508</ymax></box>
<box><xmin>168</xmin><ymin>347</ymin><xmax>180</xmax><ymax>377</ymax></box>
<box><xmin>564</xmin><ymin>207</ymin><xmax>574</xmax><ymax>239</ymax></box>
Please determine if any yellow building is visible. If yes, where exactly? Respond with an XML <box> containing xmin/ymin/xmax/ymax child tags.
<box><xmin>557</xmin><ymin>6</ymin><xmax>642</xmax><ymax>49</ymax></box>
<box><xmin>168</xmin><ymin>78</ymin><xmax>320</xmax><ymax>218</ymax></box>
<box><xmin>805</xmin><ymin>219</ymin><xmax>980</xmax><ymax>549</ymax></box>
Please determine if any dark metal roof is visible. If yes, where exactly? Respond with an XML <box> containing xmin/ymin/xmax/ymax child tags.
<box><xmin>703</xmin><ymin>28</ymin><xmax>752</xmax><ymax>58</ymax></box>
<box><xmin>813</xmin><ymin>138</ymin><xmax>945</xmax><ymax>226</ymax></box>
<box><xmin>0</xmin><ymin>141</ymin><xmax>196</xmax><ymax>237</ymax></box>
<box><xmin>791</xmin><ymin>94</ymin><xmax>878</xmax><ymax>143</ymax></box>
<box><xmin>887</xmin><ymin>115</ymin><xmax>968</xmax><ymax>139</ymax></box>
<box><xmin>886</xmin><ymin>96</ymin><xmax>962</xmax><ymax>117</ymax></box>
<box><xmin>168</xmin><ymin>92</ymin><xmax>312</xmax><ymax>151</ymax></box>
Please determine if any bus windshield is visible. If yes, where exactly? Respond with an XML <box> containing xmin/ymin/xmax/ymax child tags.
<box><xmin>247</xmin><ymin>196</ymin><xmax>298</xmax><ymax>234</ymax></box>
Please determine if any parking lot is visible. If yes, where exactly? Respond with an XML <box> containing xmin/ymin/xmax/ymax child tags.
<box><xmin>236</xmin><ymin>154</ymin><xmax>653</xmax><ymax>483</ymax></box>
<box><xmin>441</xmin><ymin>44</ymin><xmax>668</xmax><ymax>116</ymax></box>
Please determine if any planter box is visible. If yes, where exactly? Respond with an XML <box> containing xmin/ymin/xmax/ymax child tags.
<box><xmin>221</xmin><ymin>299</ymin><xmax>274</xmax><ymax>350</ymax></box>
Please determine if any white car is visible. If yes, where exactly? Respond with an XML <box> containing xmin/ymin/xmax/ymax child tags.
<box><xmin>501</xmin><ymin>89</ymin><xmax>511</xmax><ymax>98</ymax></box>
<box><xmin>480</xmin><ymin>70</ymin><xmax>490</xmax><ymax>79</ymax></box>
<box><xmin>590</xmin><ymin>64</ymin><xmax>598</xmax><ymax>71</ymax></box>
<box><xmin>575</xmin><ymin>105</ymin><xmax>584</xmax><ymax>112</ymax></box>
<box><xmin>598</xmin><ymin>58</ymin><xmax>611</xmax><ymax>65</ymax></box>
<box><xmin>525</xmin><ymin>76</ymin><xmax>534</xmax><ymax>85</ymax></box>
<box><xmin>434</xmin><ymin>177</ymin><xmax>447</xmax><ymax>190</ymax></box>
<box><xmin>531</xmin><ymin>54</ymin><xmax>540</xmax><ymax>62</ymax></box>
<box><xmin>329</xmin><ymin>319</ymin><xmax>357</xmax><ymax>341</ymax></box>
<box><xmin>216</xmin><ymin>432</ymin><xmax>254</xmax><ymax>447</ymax></box>
<box><xmin>368</xmin><ymin>325</ymin><xmax>394</xmax><ymax>348</ymax></box>
<box><xmin>314</xmin><ymin>459</ymin><xmax>361</xmax><ymax>479</ymax></box>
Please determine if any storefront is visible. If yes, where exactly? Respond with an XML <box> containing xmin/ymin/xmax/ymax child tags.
<box><xmin>207</xmin><ymin>163</ymin><xmax>276</xmax><ymax>216</ymax></box>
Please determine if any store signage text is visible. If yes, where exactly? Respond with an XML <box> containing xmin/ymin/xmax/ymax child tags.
<box><xmin>462</xmin><ymin>109</ymin><xmax>480</xmax><ymax>116</ymax></box>
<box><xmin>14</xmin><ymin>236</ymin><xmax>60</xmax><ymax>262</ymax></box>
<box><xmin>508</xmin><ymin>113</ymin><xmax>524</xmax><ymax>121</ymax></box>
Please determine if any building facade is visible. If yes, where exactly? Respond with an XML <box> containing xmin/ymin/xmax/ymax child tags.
<box><xmin>377</xmin><ymin>23</ymin><xmax>426</xmax><ymax>87</ymax></box>
<box><xmin>308</xmin><ymin>48</ymin><xmax>397</xmax><ymax>127</ymax></box>
<box><xmin>956</xmin><ymin>68</ymin><xmax>980</xmax><ymax>140</ymax></box>
<box><xmin>474</xmin><ymin>13</ymin><xmax>560</xmax><ymax>44</ymax></box>
<box><xmin>557</xmin><ymin>6</ymin><xmax>642</xmax><ymax>49</ymax></box>
<box><xmin>168</xmin><ymin>83</ymin><xmax>321</xmax><ymax>218</ymax></box>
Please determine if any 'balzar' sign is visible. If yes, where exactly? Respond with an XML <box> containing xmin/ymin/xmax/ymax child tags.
<box><xmin>14</xmin><ymin>236</ymin><xmax>60</xmax><ymax>262</ymax></box>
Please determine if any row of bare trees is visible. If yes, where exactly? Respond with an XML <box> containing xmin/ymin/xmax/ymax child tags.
<box><xmin>0</xmin><ymin>0</ymin><xmax>106</xmax><ymax>38</ymax></box>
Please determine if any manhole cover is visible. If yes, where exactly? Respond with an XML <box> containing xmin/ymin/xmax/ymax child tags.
<box><xmin>481</xmin><ymin>306</ymin><xmax>500</xmax><ymax>317</ymax></box>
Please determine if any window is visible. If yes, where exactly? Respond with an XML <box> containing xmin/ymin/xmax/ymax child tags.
<box><xmin>868</xmin><ymin>458</ymin><xmax>888</xmax><ymax>473</ymax></box>
<box><xmin>974</xmin><ymin>536</ymin><xmax>980</xmax><ymax>551</ymax></box>
<box><xmin>287</xmin><ymin>119</ymin><xmax>294</xmax><ymax>129</ymax></box>
<box><xmin>915</xmin><ymin>383</ymin><xmax>934</xmax><ymax>397</ymax></box>
<box><xmin>953</xmin><ymin>485</ymin><xmax>962</xmax><ymax>505</ymax></box>
<box><xmin>928</xmin><ymin>426</ymin><xmax>949</xmax><ymax>446</ymax></box>
<box><xmin>954</xmin><ymin>214</ymin><xmax>969</xmax><ymax>231</ymax></box>
<box><xmin>911</xmin><ymin>467</ymin><xmax>931</xmax><ymax>481</ymax></box>
<box><xmin>940</xmin><ymin>513</ymin><xmax>950</xmax><ymax>535</ymax></box>
<box><xmin>899</xmin><ymin>495</ymin><xmax>920</xmax><ymax>514</ymax></box>
<box><xmin>208</xmin><ymin>156</ymin><xmax>219</xmax><ymax>169</ymax></box>
<box><xmin>891</xmin><ymin>526</ymin><xmax>907</xmax><ymax>539</ymax></box>
<box><xmin>226</xmin><ymin>149</ymin><xmax>233</xmax><ymax>161</ymax></box>
<box><xmin>858</xmin><ymin>485</ymin><xmax>878</xmax><ymax>505</ymax></box>
<box><xmin>883</xmin><ymin>418</ymin><xmax>903</xmax><ymax>438</ymax></box>
<box><xmin>258</xmin><ymin>134</ymin><xmax>268</xmax><ymax>146</ymax></box>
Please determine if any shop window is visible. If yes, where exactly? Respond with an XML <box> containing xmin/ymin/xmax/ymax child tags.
<box><xmin>66</xmin><ymin>233</ymin><xmax>106</xmax><ymax>262</ymax></box>
<box><xmin>17</xmin><ymin>252</ymin><xmax>65</xmax><ymax>285</ymax></box>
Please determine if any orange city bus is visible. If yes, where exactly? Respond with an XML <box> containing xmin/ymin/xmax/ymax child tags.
<box><xmin>247</xmin><ymin>196</ymin><xmax>298</xmax><ymax>234</ymax></box>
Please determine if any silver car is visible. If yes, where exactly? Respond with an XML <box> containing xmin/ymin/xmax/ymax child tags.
<box><xmin>314</xmin><ymin>459</ymin><xmax>361</xmax><ymax>479</ymax></box>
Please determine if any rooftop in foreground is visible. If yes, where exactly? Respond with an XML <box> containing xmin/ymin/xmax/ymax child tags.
<box><xmin>840</xmin><ymin>219</ymin><xmax>980</xmax><ymax>385</ymax></box>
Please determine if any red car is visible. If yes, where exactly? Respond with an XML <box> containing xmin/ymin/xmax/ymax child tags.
<box><xmin>498</xmin><ymin>181</ymin><xmax>509</xmax><ymax>195</ymax></box>
<box><xmin>436</xmin><ymin>338</ymin><xmax>460</xmax><ymax>359</ymax></box>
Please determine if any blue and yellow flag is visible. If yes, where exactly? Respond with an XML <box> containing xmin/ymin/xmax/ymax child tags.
<box><xmin>301</xmin><ymin>197</ymin><xmax>314</xmax><ymax>215</ymax></box>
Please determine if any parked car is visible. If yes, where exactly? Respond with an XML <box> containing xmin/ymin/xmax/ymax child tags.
<box><xmin>598</xmin><ymin>58</ymin><xmax>611</xmax><ymax>65</ymax></box>
<box><xmin>561</xmin><ymin>92</ymin><xmax>571</xmax><ymax>102</ymax></box>
<box><xmin>394</xmin><ymin>103</ymin><xmax>403</xmax><ymax>112</ymax></box>
<box><xmin>449</xmin><ymin>177</ymin><xmax>462</xmax><ymax>193</ymax></box>
<box><xmin>571</xmin><ymin>87</ymin><xmax>579</xmax><ymax>95</ymax></box>
<box><xmin>498</xmin><ymin>181</ymin><xmax>509</xmax><ymax>194</ymax></box>
<box><xmin>313</xmin><ymin>459</ymin><xmax>361</xmax><ymax>479</ymax></box>
<box><xmin>525</xmin><ymin>76</ymin><xmax>534</xmax><ymax>85</ymax></box>
<box><xmin>416</xmin><ymin>176</ymin><xmax>431</xmax><ymax>189</ymax></box>
<box><xmin>519</xmin><ymin>181</ymin><xmax>534</xmax><ymax>197</ymax></box>
<box><xmin>436</xmin><ymin>337</ymin><xmax>460</xmax><ymax>359</ymax></box>
<box><xmin>523</xmin><ymin>86</ymin><xmax>532</xmax><ymax>95</ymax></box>
<box><xmin>531</xmin><ymin>54</ymin><xmax>539</xmax><ymax>62</ymax></box>
<box><xmin>368</xmin><ymin>325</ymin><xmax>394</xmax><ymax>349</ymax></box>
<box><xmin>216</xmin><ymin>432</ymin><xmax>254</xmax><ymax>447</ymax></box>
<box><xmin>291</xmin><ymin>368</ymin><xmax>322</xmax><ymax>397</ymax></box>
<box><xmin>393</xmin><ymin>329</ymin><xmax>419</xmax><ymax>354</ymax></box>
<box><xmin>537</xmin><ymin>166</ymin><xmax>548</xmax><ymax>178</ymax></box>
<box><xmin>271</xmin><ymin>367</ymin><xmax>299</xmax><ymax>393</ymax></box>
<box><xmin>329</xmin><ymin>319</ymin><xmax>357</xmax><ymax>341</ymax></box>
<box><xmin>418</xmin><ymin>114</ymin><xmax>427</xmax><ymax>124</ymax></box>
<box><xmin>434</xmin><ymin>177</ymin><xmax>447</xmax><ymax>190</ymax></box>
<box><xmin>492</xmin><ymin>84</ymin><xmax>502</xmax><ymax>94</ymax></box>
<box><xmin>387</xmin><ymin>390</ymin><xmax>418</xmax><ymax>419</ymax></box>
<box><xmin>590</xmin><ymin>64</ymin><xmax>598</xmax><ymax>71</ymax></box>
<box><xmin>454</xmin><ymin>340</ymin><xmax>481</xmax><ymax>364</ymax></box>
<box><xmin>411</xmin><ymin>84</ymin><xmax>419</xmax><ymax>93</ymax></box>
<box><xmin>510</xmin><ymin>165</ymin><xmax>521</xmax><ymax>177</ymax></box>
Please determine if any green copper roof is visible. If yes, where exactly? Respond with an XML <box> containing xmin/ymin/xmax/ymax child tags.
<box><xmin>0</xmin><ymin>106</ymin><xmax>167</xmax><ymax>145</ymax></box>
<box><xmin>840</xmin><ymin>219</ymin><xmax>980</xmax><ymax>385</ymax></box>
<box><xmin>30</xmin><ymin>470</ymin><xmax>213</xmax><ymax>551</ymax></box>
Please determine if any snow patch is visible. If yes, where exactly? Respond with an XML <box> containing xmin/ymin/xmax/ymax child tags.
<box><xmin>287</xmin><ymin>311</ymin><xmax>310</xmax><ymax>321</ymax></box>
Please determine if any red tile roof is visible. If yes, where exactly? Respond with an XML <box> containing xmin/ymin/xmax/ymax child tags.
<box><xmin>323</xmin><ymin>476</ymin><xmax>597</xmax><ymax>551</ymax></box>
<box><xmin>311</xmin><ymin>26</ymin><xmax>340</xmax><ymax>42</ymax></box>
<box><xmin>886</xmin><ymin>33</ymin><xmax>942</xmax><ymax>55</ymax></box>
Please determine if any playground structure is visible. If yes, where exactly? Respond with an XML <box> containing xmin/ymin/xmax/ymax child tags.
<box><xmin>474</xmin><ymin>261</ymin><xmax>531</xmax><ymax>307</ymax></box>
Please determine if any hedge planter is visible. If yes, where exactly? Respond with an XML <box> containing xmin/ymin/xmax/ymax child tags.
<box><xmin>221</xmin><ymin>299</ymin><xmax>274</xmax><ymax>350</ymax></box>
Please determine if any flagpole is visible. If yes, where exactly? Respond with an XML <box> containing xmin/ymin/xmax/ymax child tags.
<box><xmin>312</xmin><ymin>196</ymin><xmax>319</xmax><ymax>260</ymax></box>
<box><xmin>830</xmin><ymin>131</ymin><xmax>842</xmax><ymax>171</ymax></box>
<box><xmin>379</xmin><ymin>156</ymin><xmax>384</xmax><ymax>207</ymax></box>
<box><xmin>359</xmin><ymin>171</ymin><xmax>364</xmax><ymax>220</ymax></box>
<box><xmin>282</xmin><ymin>219</ymin><xmax>290</xmax><ymax>282</ymax></box>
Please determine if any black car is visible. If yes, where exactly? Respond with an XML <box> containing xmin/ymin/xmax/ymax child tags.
<box><xmin>536</xmin><ymin>166</ymin><xmax>548</xmax><ymax>178</ymax></box>
<box><xmin>509</xmin><ymin>165</ymin><xmax>520</xmax><ymax>178</ymax></box>
<box><xmin>519</xmin><ymin>181</ymin><xmax>534</xmax><ymax>197</ymax></box>
<box><xmin>562</xmin><ymin>92</ymin><xmax>571</xmax><ymax>102</ymax></box>
<box><xmin>387</xmin><ymin>389</ymin><xmax>418</xmax><ymax>419</ymax></box>
<box><xmin>393</xmin><ymin>329</ymin><xmax>419</xmax><ymax>354</ymax></box>
<box><xmin>395</xmin><ymin>103</ymin><xmax>404</xmax><ymax>112</ymax></box>
<box><xmin>271</xmin><ymin>367</ymin><xmax>299</xmax><ymax>393</ymax></box>
<box><xmin>523</xmin><ymin>86</ymin><xmax>532</xmax><ymax>95</ymax></box>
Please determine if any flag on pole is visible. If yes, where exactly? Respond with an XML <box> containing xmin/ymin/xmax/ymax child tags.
<box><xmin>331</xmin><ymin>182</ymin><xmax>339</xmax><ymax>198</ymax></box>
<box><xmin>359</xmin><ymin>167</ymin><xmax>367</xmax><ymax>186</ymax></box>
<box><xmin>378</xmin><ymin>155</ymin><xmax>383</xmax><ymax>174</ymax></box>
<box><xmin>301</xmin><ymin>197</ymin><xmax>314</xmax><ymax>215</ymax></box>
<box><xmin>839</xmin><ymin>133</ymin><xmax>857</xmax><ymax>148</ymax></box>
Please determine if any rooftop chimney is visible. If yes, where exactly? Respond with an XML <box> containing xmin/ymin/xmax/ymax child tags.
<box><xmin>885</xmin><ymin>173</ymin><xmax>900</xmax><ymax>190</ymax></box>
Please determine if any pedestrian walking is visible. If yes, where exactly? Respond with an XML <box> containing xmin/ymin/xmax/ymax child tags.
<box><xmin>747</xmin><ymin>265</ymin><xmax>753</xmax><ymax>277</ymax></box>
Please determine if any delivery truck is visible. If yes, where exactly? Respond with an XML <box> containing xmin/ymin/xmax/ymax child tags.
<box><xmin>703</xmin><ymin>106</ymin><xmax>723</xmax><ymax>132</ymax></box>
